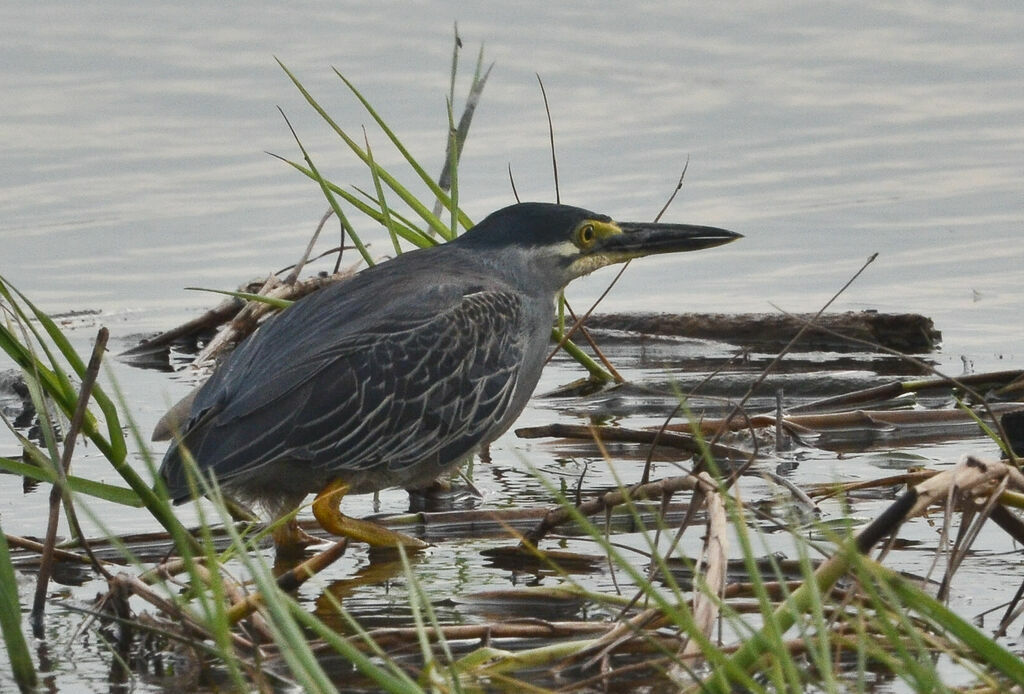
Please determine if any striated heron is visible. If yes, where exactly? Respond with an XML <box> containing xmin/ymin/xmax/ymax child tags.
<box><xmin>157</xmin><ymin>202</ymin><xmax>741</xmax><ymax>551</ymax></box>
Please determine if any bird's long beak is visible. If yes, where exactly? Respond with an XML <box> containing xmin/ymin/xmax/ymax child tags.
<box><xmin>603</xmin><ymin>221</ymin><xmax>743</xmax><ymax>257</ymax></box>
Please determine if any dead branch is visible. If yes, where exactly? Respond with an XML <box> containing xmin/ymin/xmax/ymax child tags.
<box><xmin>519</xmin><ymin>473</ymin><xmax>715</xmax><ymax>548</ymax></box>
<box><xmin>351</xmin><ymin>619</ymin><xmax>610</xmax><ymax>651</ymax></box>
<box><xmin>680</xmin><ymin>473</ymin><xmax>728</xmax><ymax>659</ymax></box>
<box><xmin>122</xmin><ymin>270</ymin><xmax>356</xmax><ymax>364</ymax></box>
<box><xmin>515</xmin><ymin>422</ymin><xmax>749</xmax><ymax>460</ymax></box>
<box><xmin>584</xmin><ymin>310</ymin><xmax>940</xmax><ymax>353</ymax></box>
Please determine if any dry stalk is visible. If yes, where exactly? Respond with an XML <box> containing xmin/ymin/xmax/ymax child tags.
<box><xmin>519</xmin><ymin>474</ymin><xmax>701</xmax><ymax>547</ymax></box>
<box><xmin>189</xmin><ymin>560</ymin><xmax>276</xmax><ymax>643</ymax></box>
<box><xmin>4</xmin><ymin>532</ymin><xmax>114</xmax><ymax>566</ymax></box>
<box><xmin>562</xmin><ymin>473</ymin><xmax>728</xmax><ymax>672</ymax></box>
<box><xmin>853</xmin><ymin>455</ymin><xmax>1024</xmax><ymax>561</ymax></box>
<box><xmin>688</xmin><ymin>402</ymin><xmax>1024</xmax><ymax>439</ymax></box>
<box><xmin>352</xmin><ymin>620</ymin><xmax>611</xmax><ymax>651</ymax></box>
<box><xmin>119</xmin><ymin>294</ymin><xmax>247</xmax><ymax>357</ymax></box>
<box><xmin>774</xmin><ymin>308</ymin><xmax>1022</xmax><ymax>465</ymax></box>
<box><xmin>192</xmin><ymin>274</ymin><xmax>281</xmax><ymax>366</ymax></box>
<box><xmin>32</xmin><ymin>327</ymin><xmax>110</xmax><ymax>633</ymax></box>
<box><xmin>106</xmin><ymin>572</ymin><xmax>258</xmax><ymax>653</ymax></box>
<box><xmin>139</xmin><ymin>555</ymin><xmax>209</xmax><ymax>584</ymax></box>
<box><xmin>907</xmin><ymin>456</ymin><xmax>1024</xmax><ymax>517</ymax></box>
<box><xmin>224</xmin><ymin>538</ymin><xmax>348</xmax><ymax>624</ymax></box>
<box><xmin>515</xmin><ymin>422</ymin><xmax>747</xmax><ymax>460</ymax></box>
<box><xmin>806</xmin><ymin>470</ymin><xmax>940</xmax><ymax>501</ymax></box>
<box><xmin>679</xmin><ymin>472</ymin><xmax>728</xmax><ymax>660</ymax></box>
<box><xmin>192</xmin><ymin>270</ymin><xmax>355</xmax><ymax>368</ymax></box>
<box><xmin>570</xmin><ymin>607</ymin><xmax>664</xmax><ymax>671</ymax></box>
<box><xmin>692</xmin><ymin>454</ymin><xmax>1024</xmax><ymax>692</ymax></box>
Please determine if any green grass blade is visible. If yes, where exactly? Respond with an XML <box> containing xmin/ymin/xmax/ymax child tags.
<box><xmin>202</xmin><ymin>500</ymin><xmax>338</xmax><ymax>692</ymax></box>
<box><xmin>363</xmin><ymin>130</ymin><xmax>402</xmax><ymax>255</ymax></box>
<box><xmin>2</xmin><ymin>276</ymin><xmax>196</xmax><ymax>545</ymax></box>
<box><xmin>0</xmin><ymin>280</ymin><xmax>78</xmax><ymax>398</ymax></box>
<box><xmin>446</xmin><ymin>24</ymin><xmax>459</xmax><ymax>118</ymax></box>
<box><xmin>277</xmin><ymin>60</ymin><xmax>453</xmax><ymax>239</ymax></box>
<box><xmin>277</xmin><ymin>106</ymin><xmax>376</xmax><ymax>267</ymax></box>
<box><xmin>885</xmin><ymin>568</ymin><xmax>1024</xmax><ymax>685</ymax></box>
<box><xmin>289</xmin><ymin>603</ymin><xmax>424</xmax><ymax>693</ymax></box>
<box><xmin>350</xmin><ymin>186</ymin><xmax>432</xmax><ymax>243</ymax></box>
<box><xmin>334</xmin><ymin>70</ymin><xmax>473</xmax><ymax>234</ymax></box>
<box><xmin>0</xmin><ymin>455</ymin><xmax>142</xmax><ymax>507</ymax></box>
<box><xmin>0</xmin><ymin>288</ymin><xmax>88</xmax><ymax>435</ymax></box>
<box><xmin>1</xmin><ymin>277</ymin><xmax>129</xmax><ymax>466</ymax></box>
<box><xmin>701</xmin><ymin>540</ymin><xmax>854</xmax><ymax>693</ymax></box>
<box><xmin>185</xmin><ymin>287</ymin><xmax>294</xmax><ymax>309</ymax></box>
<box><xmin>18</xmin><ymin>358</ymin><xmax>68</xmax><ymax>482</ymax></box>
<box><xmin>437</xmin><ymin>54</ymin><xmax>491</xmax><ymax>230</ymax></box>
<box><xmin>550</xmin><ymin>327</ymin><xmax>613</xmax><ymax>382</ymax></box>
<box><xmin>275</xmin><ymin>156</ymin><xmax>436</xmax><ymax>249</ymax></box>
<box><xmin>6</xmin><ymin>281</ymin><xmax>126</xmax><ymax>458</ymax></box>
<box><xmin>527</xmin><ymin>469</ymin><xmax>760</xmax><ymax>690</ymax></box>
<box><xmin>0</xmin><ymin>519</ymin><xmax>37</xmax><ymax>690</ymax></box>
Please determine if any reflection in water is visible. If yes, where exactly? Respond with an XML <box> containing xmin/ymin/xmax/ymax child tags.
<box><xmin>314</xmin><ymin>554</ymin><xmax>409</xmax><ymax>631</ymax></box>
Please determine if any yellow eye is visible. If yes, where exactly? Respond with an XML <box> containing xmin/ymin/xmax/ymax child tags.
<box><xmin>578</xmin><ymin>223</ymin><xmax>596</xmax><ymax>247</ymax></box>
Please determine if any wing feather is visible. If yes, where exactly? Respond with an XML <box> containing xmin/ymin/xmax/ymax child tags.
<box><xmin>161</xmin><ymin>278</ymin><xmax>529</xmax><ymax>498</ymax></box>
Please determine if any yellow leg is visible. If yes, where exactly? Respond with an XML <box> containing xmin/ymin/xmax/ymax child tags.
<box><xmin>271</xmin><ymin>517</ymin><xmax>320</xmax><ymax>556</ymax></box>
<box><xmin>312</xmin><ymin>479</ymin><xmax>428</xmax><ymax>550</ymax></box>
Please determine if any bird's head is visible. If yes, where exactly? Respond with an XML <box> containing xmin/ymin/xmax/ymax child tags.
<box><xmin>454</xmin><ymin>202</ymin><xmax>742</xmax><ymax>289</ymax></box>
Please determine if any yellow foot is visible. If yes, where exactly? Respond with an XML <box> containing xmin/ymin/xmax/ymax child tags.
<box><xmin>312</xmin><ymin>479</ymin><xmax>428</xmax><ymax>550</ymax></box>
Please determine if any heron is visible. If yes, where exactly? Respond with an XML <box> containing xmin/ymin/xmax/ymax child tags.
<box><xmin>157</xmin><ymin>202</ymin><xmax>741</xmax><ymax>551</ymax></box>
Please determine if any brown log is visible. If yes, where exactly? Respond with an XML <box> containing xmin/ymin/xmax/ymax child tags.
<box><xmin>514</xmin><ymin>422</ymin><xmax>749</xmax><ymax>460</ymax></box>
<box><xmin>583</xmin><ymin>311</ymin><xmax>941</xmax><ymax>353</ymax></box>
<box><xmin>685</xmin><ymin>402</ymin><xmax>1024</xmax><ymax>436</ymax></box>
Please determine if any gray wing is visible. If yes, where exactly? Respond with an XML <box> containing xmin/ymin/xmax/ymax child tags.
<box><xmin>160</xmin><ymin>280</ymin><xmax>529</xmax><ymax>500</ymax></box>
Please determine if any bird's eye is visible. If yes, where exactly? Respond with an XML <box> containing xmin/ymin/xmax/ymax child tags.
<box><xmin>578</xmin><ymin>224</ymin><xmax>595</xmax><ymax>246</ymax></box>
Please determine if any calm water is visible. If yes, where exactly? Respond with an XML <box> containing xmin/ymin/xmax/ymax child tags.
<box><xmin>1</xmin><ymin>2</ymin><xmax>1023</xmax><ymax>691</ymax></box>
